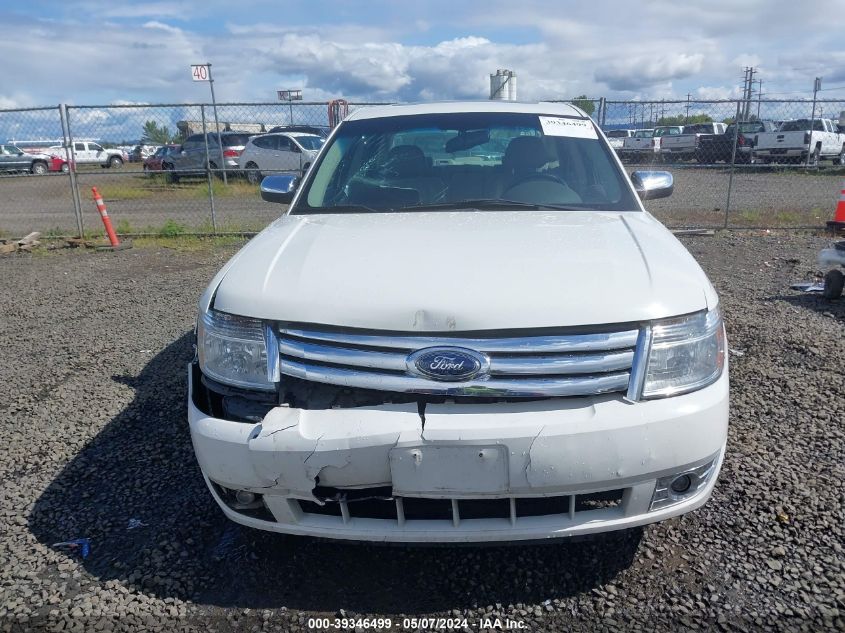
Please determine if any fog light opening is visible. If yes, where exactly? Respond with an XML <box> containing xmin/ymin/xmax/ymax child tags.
<box><xmin>235</xmin><ymin>490</ymin><xmax>256</xmax><ymax>505</ymax></box>
<box><xmin>670</xmin><ymin>474</ymin><xmax>692</xmax><ymax>494</ymax></box>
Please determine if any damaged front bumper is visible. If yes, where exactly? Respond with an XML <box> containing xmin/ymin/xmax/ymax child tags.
<box><xmin>187</xmin><ymin>364</ymin><xmax>729</xmax><ymax>543</ymax></box>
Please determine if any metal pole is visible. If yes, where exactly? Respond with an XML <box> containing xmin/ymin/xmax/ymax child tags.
<box><xmin>756</xmin><ymin>80</ymin><xmax>762</xmax><ymax>119</ymax></box>
<box><xmin>288</xmin><ymin>97</ymin><xmax>294</xmax><ymax>125</ymax></box>
<box><xmin>599</xmin><ymin>97</ymin><xmax>607</xmax><ymax>127</ymax></box>
<box><xmin>207</xmin><ymin>64</ymin><xmax>227</xmax><ymax>185</ymax></box>
<box><xmin>724</xmin><ymin>100</ymin><xmax>742</xmax><ymax>229</ymax></box>
<box><xmin>61</xmin><ymin>104</ymin><xmax>85</xmax><ymax>237</ymax></box>
<box><xmin>201</xmin><ymin>105</ymin><xmax>217</xmax><ymax>233</ymax></box>
<box><xmin>806</xmin><ymin>78</ymin><xmax>820</xmax><ymax>168</ymax></box>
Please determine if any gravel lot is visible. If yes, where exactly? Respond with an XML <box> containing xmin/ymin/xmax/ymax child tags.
<box><xmin>0</xmin><ymin>231</ymin><xmax>843</xmax><ymax>632</ymax></box>
<box><xmin>1</xmin><ymin>164</ymin><xmax>844</xmax><ymax>237</ymax></box>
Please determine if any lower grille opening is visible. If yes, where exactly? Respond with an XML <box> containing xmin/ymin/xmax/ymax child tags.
<box><xmin>574</xmin><ymin>489</ymin><xmax>624</xmax><ymax>512</ymax></box>
<box><xmin>402</xmin><ymin>498</ymin><xmax>453</xmax><ymax>521</ymax></box>
<box><xmin>516</xmin><ymin>495</ymin><xmax>571</xmax><ymax>516</ymax></box>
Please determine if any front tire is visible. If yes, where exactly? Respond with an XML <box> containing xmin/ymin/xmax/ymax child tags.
<box><xmin>807</xmin><ymin>148</ymin><xmax>820</xmax><ymax>167</ymax></box>
<box><xmin>163</xmin><ymin>163</ymin><xmax>179</xmax><ymax>184</ymax></box>
<box><xmin>60</xmin><ymin>162</ymin><xmax>69</xmax><ymax>173</ymax></box>
<box><xmin>245</xmin><ymin>162</ymin><xmax>262</xmax><ymax>184</ymax></box>
<box><xmin>108</xmin><ymin>156</ymin><xmax>123</xmax><ymax>169</ymax></box>
<box><xmin>31</xmin><ymin>161</ymin><xmax>48</xmax><ymax>175</ymax></box>
<box><xmin>823</xmin><ymin>269</ymin><xmax>844</xmax><ymax>299</ymax></box>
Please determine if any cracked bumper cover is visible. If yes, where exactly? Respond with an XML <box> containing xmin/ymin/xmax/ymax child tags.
<box><xmin>187</xmin><ymin>366</ymin><xmax>729</xmax><ymax>542</ymax></box>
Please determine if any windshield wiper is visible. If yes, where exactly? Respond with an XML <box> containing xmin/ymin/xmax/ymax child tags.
<box><xmin>401</xmin><ymin>199</ymin><xmax>583</xmax><ymax>211</ymax></box>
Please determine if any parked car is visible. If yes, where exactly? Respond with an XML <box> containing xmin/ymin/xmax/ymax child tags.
<box><xmin>267</xmin><ymin>125</ymin><xmax>331</xmax><ymax>138</ymax></box>
<box><xmin>754</xmin><ymin>118</ymin><xmax>845</xmax><ymax>165</ymax></box>
<box><xmin>143</xmin><ymin>144</ymin><xmax>181</xmax><ymax>174</ymax></box>
<box><xmin>604</xmin><ymin>129</ymin><xmax>634</xmax><ymax>150</ymax></box>
<box><xmin>618</xmin><ymin>128</ymin><xmax>655</xmax><ymax>161</ymax></box>
<box><xmin>164</xmin><ymin>131</ymin><xmax>253</xmax><ymax>182</ymax></box>
<box><xmin>48</xmin><ymin>154</ymin><xmax>71</xmax><ymax>173</ymax></box>
<box><xmin>49</xmin><ymin>141</ymin><xmax>125</xmax><ymax>168</ymax></box>
<box><xmin>130</xmin><ymin>144</ymin><xmax>160</xmax><ymax>163</ymax></box>
<box><xmin>239</xmin><ymin>133</ymin><xmax>325</xmax><ymax>183</ymax></box>
<box><xmin>188</xmin><ymin>101</ymin><xmax>729</xmax><ymax>544</ymax></box>
<box><xmin>0</xmin><ymin>145</ymin><xmax>51</xmax><ymax>175</ymax></box>
<box><xmin>696</xmin><ymin>121</ymin><xmax>778</xmax><ymax>164</ymax></box>
<box><xmin>660</xmin><ymin>122</ymin><xmax>726</xmax><ymax>161</ymax></box>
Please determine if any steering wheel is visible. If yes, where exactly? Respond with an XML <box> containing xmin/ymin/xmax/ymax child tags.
<box><xmin>502</xmin><ymin>172</ymin><xmax>566</xmax><ymax>195</ymax></box>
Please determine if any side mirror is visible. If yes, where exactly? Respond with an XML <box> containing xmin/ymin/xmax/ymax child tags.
<box><xmin>631</xmin><ymin>170</ymin><xmax>673</xmax><ymax>200</ymax></box>
<box><xmin>260</xmin><ymin>174</ymin><xmax>300</xmax><ymax>204</ymax></box>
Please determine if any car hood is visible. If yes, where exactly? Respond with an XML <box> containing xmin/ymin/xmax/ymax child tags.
<box><xmin>211</xmin><ymin>211</ymin><xmax>717</xmax><ymax>331</ymax></box>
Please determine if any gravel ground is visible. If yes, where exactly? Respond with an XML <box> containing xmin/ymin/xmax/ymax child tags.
<box><xmin>0</xmin><ymin>231</ymin><xmax>843</xmax><ymax>632</ymax></box>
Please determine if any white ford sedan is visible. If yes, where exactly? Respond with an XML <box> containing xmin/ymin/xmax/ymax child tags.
<box><xmin>188</xmin><ymin>101</ymin><xmax>728</xmax><ymax>543</ymax></box>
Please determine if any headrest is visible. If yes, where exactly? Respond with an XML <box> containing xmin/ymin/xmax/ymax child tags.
<box><xmin>385</xmin><ymin>145</ymin><xmax>427</xmax><ymax>177</ymax></box>
<box><xmin>503</xmin><ymin>136</ymin><xmax>550</xmax><ymax>172</ymax></box>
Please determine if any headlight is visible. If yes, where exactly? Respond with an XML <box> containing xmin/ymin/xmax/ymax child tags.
<box><xmin>197</xmin><ymin>309</ymin><xmax>274</xmax><ymax>391</ymax></box>
<box><xmin>642</xmin><ymin>307</ymin><xmax>725</xmax><ymax>398</ymax></box>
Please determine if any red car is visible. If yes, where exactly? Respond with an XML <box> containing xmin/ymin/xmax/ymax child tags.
<box><xmin>143</xmin><ymin>145</ymin><xmax>181</xmax><ymax>174</ymax></box>
<box><xmin>48</xmin><ymin>154</ymin><xmax>73</xmax><ymax>173</ymax></box>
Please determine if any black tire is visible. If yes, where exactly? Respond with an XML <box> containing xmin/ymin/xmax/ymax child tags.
<box><xmin>833</xmin><ymin>145</ymin><xmax>845</xmax><ymax>166</ymax></box>
<box><xmin>163</xmin><ymin>163</ymin><xmax>179</xmax><ymax>184</ymax></box>
<box><xmin>108</xmin><ymin>156</ymin><xmax>123</xmax><ymax>169</ymax></box>
<box><xmin>60</xmin><ymin>162</ymin><xmax>69</xmax><ymax>173</ymax></box>
<box><xmin>30</xmin><ymin>161</ymin><xmax>48</xmax><ymax>175</ymax></box>
<box><xmin>245</xmin><ymin>162</ymin><xmax>262</xmax><ymax>184</ymax></box>
<box><xmin>808</xmin><ymin>148</ymin><xmax>820</xmax><ymax>167</ymax></box>
<box><xmin>209</xmin><ymin>161</ymin><xmax>222</xmax><ymax>179</ymax></box>
<box><xmin>823</xmin><ymin>269</ymin><xmax>844</xmax><ymax>299</ymax></box>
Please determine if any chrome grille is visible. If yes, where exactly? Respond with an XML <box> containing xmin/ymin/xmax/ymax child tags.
<box><xmin>276</xmin><ymin>326</ymin><xmax>640</xmax><ymax>398</ymax></box>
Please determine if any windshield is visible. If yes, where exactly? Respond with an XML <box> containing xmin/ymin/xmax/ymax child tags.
<box><xmin>653</xmin><ymin>127</ymin><xmax>681</xmax><ymax>137</ymax></box>
<box><xmin>297</xmin><ymin>112</ymin><xmax>638</xmax><ymax>213</ymax></box>
<box><xmin>780</xmin><ymin>119</ymin><xmax>825</xmax><ymax>132</ymax></box>
<box><xmin>633</xmin><ymin>130</ymin><xmax>653</xmax><ymax>138</ymax></box>
<box><xmin>294</xmin><ymin>135</ymin><xmax>325</xmax><ymax>151</ymax></box>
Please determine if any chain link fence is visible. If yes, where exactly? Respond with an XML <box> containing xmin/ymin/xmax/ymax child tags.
<box><xmin>1</xmin><ymin>99</ymin><xmax>844</xmax><ymax>239</ymax></box>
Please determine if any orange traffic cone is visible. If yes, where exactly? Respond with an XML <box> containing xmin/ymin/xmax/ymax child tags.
<box><xmin>828</xmin><ymin>179</ymin><xmax>845</xmax><ymax>231</ymax></box>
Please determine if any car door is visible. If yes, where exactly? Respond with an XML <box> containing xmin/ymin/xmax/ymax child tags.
<box><xmin>179</xmin><ymin>135</ymin><xmax>204</xmax><ymax>172</ymax></box>
<box><xmin>247</xmin><ymin>136</ymin><xmax>276</xmax><ymax>171</ymax></box>
<box><xmin>88</xmin><ymin>142</ymin><xmax>106</xmax><ymax>164</ymax></box>
<box><xmin>275</xmin><ymin>135</ymin><xmax>301</xmax><ymax>171</ymax></box>
<box><xmin>0</xmin><ymin>146</ymin><xmax>15</xmax><ymax>171</ymax></box>
<box><xmin>71</xmin><ymin>142</ymin><xmax>90</xmax><ymax>164</ymax></box>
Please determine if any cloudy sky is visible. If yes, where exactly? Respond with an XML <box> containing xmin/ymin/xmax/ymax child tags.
<box><xmin>2</xmin><ymin>0</ymin><xmax>845</xmax><ymax>109</ymax></box>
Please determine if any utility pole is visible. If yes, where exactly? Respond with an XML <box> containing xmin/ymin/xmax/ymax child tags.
<box><xmin>756</xmin><ymin>79</ymin><xmax>763</xmax><ymax>120</ymax></box>
<box><xmin>741</xmin><ymin>67</ymin><xmax>757</xmax><ymax>121</ymax></box>
<box><xmin>685</xmin><ymin>93</ymin><xmax>691</xmax><ymax>123</ymax></box>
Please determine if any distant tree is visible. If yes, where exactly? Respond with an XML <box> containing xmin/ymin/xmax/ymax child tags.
<box><xmin>657</xmin><ymin>114</ymin><xmax>713</xmax><ymax>126</ymax></box>
<box><xmin>571</xmin><ymin>95</ymin><xmax>595</xmax><ymax>116</ymax></box>
<box><xmin>141</xmin><ymin>120</ymin><xmax>175</xmax><ymax>145</ymax></box>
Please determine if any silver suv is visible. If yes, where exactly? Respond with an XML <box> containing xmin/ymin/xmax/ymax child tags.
<box><xmin>164</xmin><ymin>131</ymin><xmax>252</xmax><ymax>181</ymax></box>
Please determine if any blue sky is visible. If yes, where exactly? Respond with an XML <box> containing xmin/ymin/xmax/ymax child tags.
<box><xmin>3</xmin><ymin>0</ymin><xmax>845</xmax><ymax>109</ymax></box>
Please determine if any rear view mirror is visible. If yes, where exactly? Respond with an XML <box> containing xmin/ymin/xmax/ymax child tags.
<box><xmin>260</xmin><ymin>174</ymin><xmax>300</xmax><ymax>204</ymax></box>
<box><xmin>631</xmin><ymin>170</ymin><xmax>674</xmax><ymax>200</ymax></box>
<box><xmin>445</xmin><ymin>129</ymin><xmax>490</xmax><ymax>153</ymax></box>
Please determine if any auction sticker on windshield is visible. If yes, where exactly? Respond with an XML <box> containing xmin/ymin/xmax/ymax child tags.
<box><xmin>539</xmin><ymin>116</ymin><xmax>598</xmax><ymax>139</ymax></box>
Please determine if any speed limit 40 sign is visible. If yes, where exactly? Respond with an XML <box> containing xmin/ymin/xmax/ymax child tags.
<box><xmin>191</xmin><ymin>64</ymin><xmax>210</xmax><ymax>81</ymax></box>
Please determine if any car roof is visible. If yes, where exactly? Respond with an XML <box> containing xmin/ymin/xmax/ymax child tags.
<box><xmin>345</xmin><ymin>100</ymin><xmax>587</xmax><ymax>121</ymax></box>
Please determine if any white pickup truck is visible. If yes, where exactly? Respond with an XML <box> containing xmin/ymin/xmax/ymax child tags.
<box><xmin>48</xmin><ymin>141</ymin><xmax>126</xmax><ymax>168</ymax></box>
<box><xmin>753</xmin><ymin>118</ymin><xmax>845</xmax><ymax>165</ymax></box>
<box><xmin>660</xmin><ymin>122</ymin><xmax>727</xmax><ymax>161</ymax></box>
<box><xmin>188</xmin><ymin>101</ymin><xmax>729</xmax><ymax>544</ymax></box>
<box><xmin>619</xmin><ymin>126</ymin><xmax>683</xmax><ymax>161</ymax></box>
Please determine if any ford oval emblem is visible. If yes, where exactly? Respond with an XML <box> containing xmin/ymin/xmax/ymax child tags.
<box><xmin>406</xmin><ymin>347</ymin><xmax>489</xmax><ymax>382</ymax></box>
